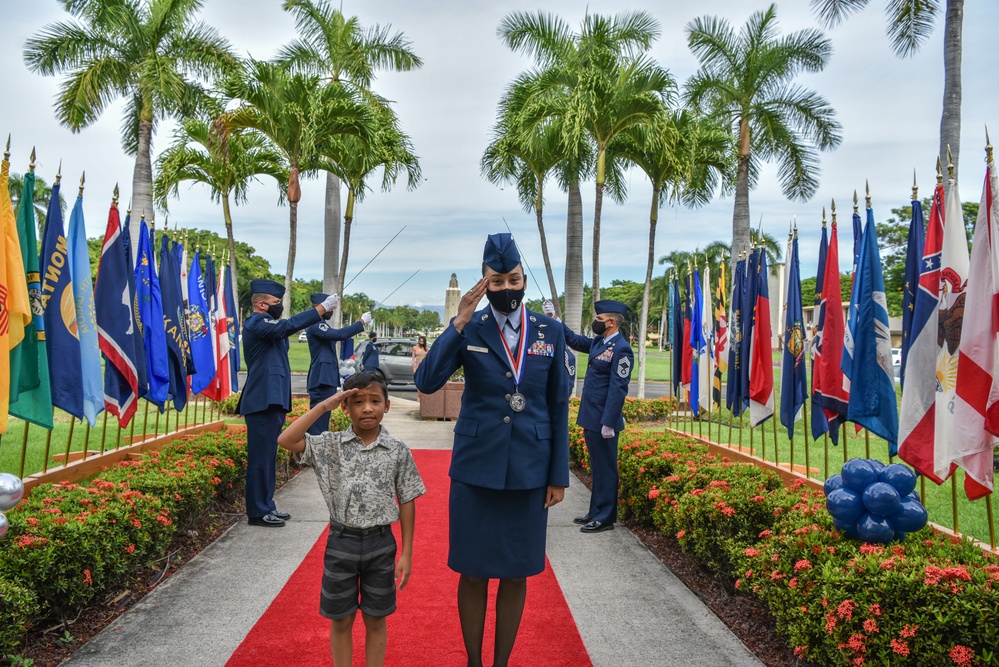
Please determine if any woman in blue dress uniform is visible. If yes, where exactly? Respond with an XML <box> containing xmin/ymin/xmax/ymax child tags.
<box><xmin>415</xmin><ymin>233</ymin><xmax>570</xmax><ymax>667</ymax></box>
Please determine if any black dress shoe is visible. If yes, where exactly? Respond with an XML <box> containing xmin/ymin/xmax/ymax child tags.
<box><xmin>271</xmin><ymin>511</ymin><xmax>291</xmax><ymax>520</ymax></box>
<box><xmin>580</xmin><ymin>520</ymin><xmax>614</xmax><ymax>533</ymax></box>
<box><xmin>573</xmin><ymin>515</ymin><xmax>592</xmax><ymax>525</ymax></box>
<box><xmin>248</xmin><ymin>514</ymin><xmax>286</xmax><ymax>527</ymax></box>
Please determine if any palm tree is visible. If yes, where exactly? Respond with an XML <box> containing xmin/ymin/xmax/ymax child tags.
<box><xmin>221</xmin><ymin>59</ymin><xmax>373</xmax><ymax>313</ymax></box>
<box><xmin>810</xmin><ymin>0</ymin><xmax>962</xmax><ymax>190</ymax></box>
<box><xmin>8</xmin><ymin>172</ymin><xmax>64</xmax><ymax>235</ymax></box>
<box><xmin>325</xmin><ymin>101</ymin><xmax>421</xmax><ymax>303</ymax></box>
<box><xmin>685</xmin><ymin>3</ymin><xmax>842</xmax><ymax>263</ymax></box>
<box><xmin>277</xmin><ymin>0</ymin><xmax>423</xmax><ymax>302</ymax></box>
<box><xmin>24</xmin><ymin>0</ymin><xmax>238</xmax><ymax>253</ymax></box>
<box><xmin>153</xmin><ymin>113</ymin><xmax>288</xmax><ymax>289</ymax></box>
<box><xmin>615</xmin><ymin>109</ymin><xmax>730</xmax><ymax>396</ymax></box>
<box><xmin>499</xmin><ymin>9</ymin><xmax>673</xmax><ymax>311</ymax></box>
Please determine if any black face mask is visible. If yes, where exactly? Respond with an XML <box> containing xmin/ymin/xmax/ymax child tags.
<box><xmin>323</xmin><ymin>310</ymin><xmax>334</xmax><ymax>321</ymax></box>
<box><xmin>486</xmin><ymin>287</ymin><xmax>526</xmax><ymax>314</ymax></box>
<box><xmin>266</xmin><ymin>303</ymin><xmax>284</xmax><ymax>320</ymax></box>
<box><xmin>591</xmin><ymin>319</ymin><xmax>607</xmax><ymax>336</ymax></box>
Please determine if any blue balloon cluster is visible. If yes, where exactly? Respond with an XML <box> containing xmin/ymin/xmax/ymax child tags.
<box><xmin>824</xmin><ymin>458</ymin><xmax>928</xmax><ymax>544</ymax></box>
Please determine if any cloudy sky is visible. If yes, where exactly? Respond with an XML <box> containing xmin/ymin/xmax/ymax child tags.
<box><xmin>2</xmin><ymin>1</ymin><xmax>997</xmax><ymax>309</ymax></box>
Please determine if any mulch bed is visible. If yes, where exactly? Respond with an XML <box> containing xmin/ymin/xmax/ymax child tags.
<box><xmin>14</xmin><ymin>461</ymin><xmax>809</xmax><ymax>667</ymax></box>
<box><xmin>573</xmin><ymin>468</ymin><xmax>812</xmax><ymax>667</ymax></box>
<box><xmin>9</xmin><ymin>463</ymin><xmax>304</xmax><ymax>667</ymax></box>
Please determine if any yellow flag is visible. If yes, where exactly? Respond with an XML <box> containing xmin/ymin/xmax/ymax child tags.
<box><xmin>0</xmin><ymin>154</ymin><xmax>32</xmax><ymax>433</ymax></box>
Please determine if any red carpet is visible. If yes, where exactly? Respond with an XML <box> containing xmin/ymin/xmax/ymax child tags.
<box><xmin>226</xmin><ymin>449</ymin><xmax>592</xmax><ymax>666</ymax></box>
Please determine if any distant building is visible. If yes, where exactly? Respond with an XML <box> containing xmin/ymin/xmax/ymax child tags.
<box><xmin>444</xmin><ymin>273</ymin><xmax>460</xmax><ymax>325</ymax></box>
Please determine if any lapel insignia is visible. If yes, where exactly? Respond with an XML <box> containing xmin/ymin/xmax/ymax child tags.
<box><xmin>538</xmin><ymin>323</ymin><xmax>548</xmax><ymax>328</ymax></box>
<box><xmin>537</xmin><ymin>332</ymin><xmax>545</xmax><ymax>339</ymax></box>
<box><xmin>481</xmin><ymin>314</ymin><xmax>488</xmax><ymax>321</ymax></box>
<box><xmin>529</xmin><ymin>315</ymin><xmax>537</xmax><ymax>322</ymax></box>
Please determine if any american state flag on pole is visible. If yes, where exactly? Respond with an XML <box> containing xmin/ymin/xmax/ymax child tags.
<box><xmin>810</xmin><ymin>220</ymin><xmax>830</xmax><ymax>440</ymax></box>
<box><xmin>727</xmin><ymin>257</ymin><xmax>745</xmax><ymax>417</ymax></box>
<box><xmin>681</xmin><ymin>275</ymin><xmax>693</xmax><ymax>396</ymax></box>
<box><xmin>899</xmin><ymin>180</ymin><xmax>948</xmax><ymax>481</ymax></box>
<box><xmin>951</xmin><ymin>144</ymin><xmax>999</xmax><ymax>499</ymax></box>
<box><xmin>749</xmin><ymin>249</ymin><xmax>774</xmax><ymax>426</ymax></box>
<box><xmin>713</xmin><ymin>262</ymin><xmax>728</xmax><ymax>408</ymax></box>
<box><xmin>899</xmin><ymin>193</ymin><xmax>925</xmax><ymax>387</ymax></box>
<box><xmin>202</xmin><ymin>262</ymin><xmax>232</xmax><ymax>402</ymax></box>
<box><xmin>781</xmin><ymin>231</ymin><xmax>806</xmax><ymax>439</ymax></box>
<box><xmin>813</xmin><ymin>219</ymin><xmax>849</xmax><ymax>444</ymax></box>
<box><xmin>690</xmin><ymin>267</ymin><xmax>705</xmax><ymax>417</ymax></box>
<box><xmin>0</xmin><ymin>152</ymin><xmax>30</xmax><ymax>434</ymax></box>
<box><xmin>698</xmin><ymin>265</ymin><xmax>714</xmax><ymax>415</ymax></box>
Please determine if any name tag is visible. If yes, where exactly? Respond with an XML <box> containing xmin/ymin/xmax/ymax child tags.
<box><xmin>527</xmin><ymin>341</ymin><xmax>554</xmax><ymax>357</ymax></box>
<box><xmin>468</xmin><ymin>345</ymin><xmax>489</xmax><ymax>354</ymax></box>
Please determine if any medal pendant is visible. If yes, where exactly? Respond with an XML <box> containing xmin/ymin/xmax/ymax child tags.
<box><xmin>509</xmin><ymin>392</ymin><xmax>526</xmax><ymax>412</ymax></box>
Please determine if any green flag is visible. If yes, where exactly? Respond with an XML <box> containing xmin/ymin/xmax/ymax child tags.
<box><xmin>9</xmin><ymin>169</ymin><xmax>53</xmax><ymax>429</ymax></box>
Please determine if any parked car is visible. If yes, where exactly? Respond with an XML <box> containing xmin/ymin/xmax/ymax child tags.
<box><xmin>891</xmin><ymin>347</ymin><xmax>901</xmax><ymax>366</ymax></box>
<box><xmin>341</xmin><ymin>338</ymin><xmax>418</xmax><ymax>385</ymax></box>
<box><xmin>298</xmin><ymin>330</ymin><xmax>308</xmax><ymax>342</ymax></box>
<box><xmin>893</xmin><ymin>361</ymin><xmax>901</xmax><ymax>385</ymax></box>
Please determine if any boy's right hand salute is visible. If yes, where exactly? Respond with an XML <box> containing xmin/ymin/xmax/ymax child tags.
<box><xmin>279</xmin><ymin>389</ymin><xmax>358</xmax><ymax>453</ymax></box>
<box><xmin>321</xmin><ymin>388</ymin><xmax>357</xmax><ymax>413</ymax></box>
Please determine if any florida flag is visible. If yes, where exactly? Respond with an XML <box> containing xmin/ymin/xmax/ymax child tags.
<box><xmin>749</xmin><ymin>249</ymin><xmax>774</xmax><ymax>426</ymax></box>
<box><xmin>951</xmin><ymin>149</ymin><xmax>999</xmax><ymax>499</ymax></box>
<box><xmin>899</xmin><ymin>174</ymin><xmax>970</xmax><ymax>480</ymax></box>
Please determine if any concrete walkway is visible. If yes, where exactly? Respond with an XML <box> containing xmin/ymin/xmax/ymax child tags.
<box><xmin>61</xmin><ymin>398</ymin><xmax>760</xmax><ymax>667</ymax></box>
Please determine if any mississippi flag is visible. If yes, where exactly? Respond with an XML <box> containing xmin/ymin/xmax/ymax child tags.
<box><xmin>749</xmin><ymin>249</ymin><xmax>774</xmax><ymax>426</ymax></box>
<box><xmin>813</xmin><ymin>220</ymin><xmax>849</xmax><ymax>444</ymax></box>
<box><xmin>95</xmin><ymin>204</ymin><xmax>140</xmax><ymax>426</ymax></box>
<box><xmin>898</xmin><ymin>182</ymin><xmax>948</xmax><ymax>481</ymax></box>
<box><xmin>951</xmin><ymin>151</ymin><xmax>999</xmax><ymax>499</ymax></box>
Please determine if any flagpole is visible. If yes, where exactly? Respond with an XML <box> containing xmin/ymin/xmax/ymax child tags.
<box><xmin>951</xmin><ymin>476</ymin><xmax>959</xmax><ymax>534</ymax></box>
<box><xmin>985</xmin><ymin>495</ymin><xmax>996</xmax><ymax>551</ymax></box>
<box><xmin>842</xmin><ymin>422</ymin><xmax>847</xmax><ymax>462</ymax></box>
<box><xmin>18</xmin><ymin>423</ymin><xmax>30</xmax><ymax>478</ymax></box>
<box><xmin>142</xmin><ymin>400</ymin><xmax>151</xmax><ymax>443</ymax></box>
<box><xmin>154</xmin><ymin>402</ymin><xmax>161</xmax><ymax>437</ymax></box>
<box><xmin>129</xmin><ymin>407</ymin><xmax>137</xmax><ymax>447</ymax></box>
<box><xmin>99</xmin><ymin>410</ymin><xmax>108</xmax><ymax>454</ymax></box>
<box><xmin>42</xmin><ymin>411</ymin><xmax>54</xmax><ymax>473</ymax></box>
<box><xmin>864</xmin><ymin>428</ymin><xmax>871</xmax><ymax>460</ymax></box>
<box><xmin>823</xmin><ymin>431</ymin><xmax>829</xmax><ymax>480</ymax></box>
<box><xmin>82</xmin><ymin>420</ymin><xmax>91</xmax><ymax>461</ymax></box>
<box><xmin>801</xmin><ymin>401</ymin><xmax>810</xmax><ymax>479</ymax></box>
<box><xmin>62</xmin><ymin>416</ymin><xmax>76</xmax><ymax>466</ymax></box>
<box><xmin>164</xmin><ymin>398</ymin><xmax>172</xmax><ymax>435</ymax></box>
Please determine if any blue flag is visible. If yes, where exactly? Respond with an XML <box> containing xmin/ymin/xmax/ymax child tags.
<box><xmin>739</xmin><ymin>250</ymin><xmax>760</xmax><ymax>413</ymax></box>
<box><xmin>726</xmin><ymin>258</ymin><xmax>745</xmax><ymax>416</ymax></box>
<box><xmin>844</xmin><ymin>208</ymin><xmax>899</xmax><ymax>454</ymax></box>
<box><xmin>780</xmin><ymin>233</ymin><xmax>807</xmax><ymax>439</ymax></box>
<box><xmin>121</xmin><ymin>216</ymin><xmax>148</xmax><ymax>399</ymax></box>
<box><xmin>667</xmin><ymin>278</ymin><xmax>678</xmax><ymax>395</ymax></box>
<box><xmin>899</xmin><ymin>197</ymin><xmax>925</xmax><ymax>389</ymax></box>
<box><xmin>852</xmin><ymin>210</ymin><xmax>863</xmax><ymax>277</ymax></box>
<box><xmin>95</xmin><ymin>206</ymin><xmax>140</xmax><ymax>426</ymax></box>
<box><xmin>66</xmin><ymin>191</ymin><xmax>103</xmax><ymax>425</ymax></box>
<box><xmin>223</xmin><ymin>260</ymin><xmax>240</xmax><ymax>392</ymax></box>
<box><xmin>690</xmin><ymin>268</ymin><xmax>704</xmax><ymax>417</ymax></box>
<box><xmin>187</xmin><ymin>251</ymin><xmax>216</xmax><ymax>394</ymax></box>
<box><xmin>158</xmin><ymin>235</ymin><xmax>189</xmax><ymax>411</ymax></box>
<box><xmin>135</xmin><ymin>220</ymin><xmax>169</xmax><ymax>408</ymax></box>
<box><xmin>810</xmin><ymin>223</ymin><xmax>830</xmax><ymax>440</ymax></box>
<box><xmin>40</xmin><ymin>181</ymin><xmax>84</xmax><ymax>419</ymax></box>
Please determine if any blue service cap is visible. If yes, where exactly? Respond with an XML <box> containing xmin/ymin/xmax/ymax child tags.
<box><xmin>483</xmin><ymin>233</ymin><xmax>521</xmax><ymax>273</ymax></box>
<box><xmin>595</xmin><ymin>300</ymin><xmax>629</xmax><ymax>316</ymax></box>
<box><xmin>250</xmin><ymin>279</ymin><xmax>284</xmax><ymax>298</ymax></box>
<box><xmin>310</xmin><ymin>293</ymin><xmax>328</xmax><ymax>305</ymax></box>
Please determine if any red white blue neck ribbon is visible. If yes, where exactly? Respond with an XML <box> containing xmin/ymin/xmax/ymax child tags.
<box><xmin>496</xmin><ymin>304</ymin><xmax>529</xmax><ymax>387</ymax></box>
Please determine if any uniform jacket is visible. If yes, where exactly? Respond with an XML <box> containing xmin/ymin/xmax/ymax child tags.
<box><xmin>307</xmin><ymin>319</ymin><xmax>365</xmax><ymax>391</ymax></box>
<box><xmin>415</xmin><ymin>306</ymin><xmax>571</xmax><ymax>490</ymax></box>
<box><xmin>362</xmin><ymin>340</ymin><xmax>379</xmax><ymax>371</ymax></box>
<box><xmin>562</xmin><ymin>326</ymin><xmax>634</xmax><ymax>432</ymax></box>
<box><xmin>237</xmin><ymin>308</ymin><xmax>321</xmax><ymax>415</ymax></box>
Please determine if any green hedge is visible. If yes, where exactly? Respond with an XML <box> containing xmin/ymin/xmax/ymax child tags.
<box><xmin>569</xmin><ymin>415</ymin><xmax>999</xmax><ymax>666</ymax></box>
<box><xmin>0</xmin><ymin>429</ymin><xmax>248</xmax><ymax>656</ymax></box>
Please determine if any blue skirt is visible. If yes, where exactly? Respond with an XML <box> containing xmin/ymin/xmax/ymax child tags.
<box><xmin>448</xmin><ymin>480</ymin><xmax>549</xmax><ymax>579</ymax></box>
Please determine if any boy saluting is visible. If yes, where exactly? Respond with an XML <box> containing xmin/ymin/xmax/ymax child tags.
<box><xmin>278</xmin><ymin>371</ymin><xmax>426</xmax><ymax>667</ymax></box>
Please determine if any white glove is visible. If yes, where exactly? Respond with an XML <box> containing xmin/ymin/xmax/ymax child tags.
<box><xmin>320</xmin><ymin>294</ymin><xmax>340</xmax><ymax>312</ymax></box>
<box><xmin>542</xmin><ymin>300</ymin><xmax>555</xmax><ymax>317</ymax></box>
<box><xmin>601</xmin><ymin>425</ymin><xmax>615</xmax><ymax>439</ymax></box>
<box><xmin>361</xmin><ymin>312</ymin><xmax>373</xmax><ymax>325</ymax></box>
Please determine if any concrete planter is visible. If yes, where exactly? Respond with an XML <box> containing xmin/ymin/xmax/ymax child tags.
<box><xmin>420</xmin><ymin>381</ymin><xmax>464</xmax><ymax>421</ymax></box>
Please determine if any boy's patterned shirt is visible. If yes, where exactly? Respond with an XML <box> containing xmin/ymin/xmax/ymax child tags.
<box><xmin>302</xmin><ymin>425</ymin><xmax>426</xmax><ymax>528</ymax></box>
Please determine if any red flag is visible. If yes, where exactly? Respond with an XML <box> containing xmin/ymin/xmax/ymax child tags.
<box><xmin>681</xmin><ymin>277</ymin><xmax>693</xmax><ymax>391</ymax></box>
<box><xmin>749</xmin><ymin>250</ymin><xmax>774</xmax><ymax>425</ymax></box>
<box><xmin>952</xmin><ymin>153</ymin><xmax>999</xmax><ymax>498</ymax></box>
<box><xmin>812</xmin><ymin>221</ymin><xmax>849</xmax><ymax>442</ymax></box>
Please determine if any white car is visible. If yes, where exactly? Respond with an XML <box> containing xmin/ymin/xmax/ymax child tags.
<box><xmin>891</xmin><ymin>347</ymin><xmax>901</xmax><ymax>366</ymax></box>
<box><xmin>298</xmin><ymin>330</ymin><xmax>308</xmax><ymax>342</ymax></box>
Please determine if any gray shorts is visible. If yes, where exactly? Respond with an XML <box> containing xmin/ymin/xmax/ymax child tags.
<box><xmin>320</xmin><ymin>523</ymin><xmax>397</xmax><ymax>620</ymax></box>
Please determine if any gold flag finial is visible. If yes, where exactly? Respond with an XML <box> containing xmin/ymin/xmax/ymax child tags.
<box><xmin>947</xmin><ymin>145</ymin><xmax>955</xmax><ymax>180</ymax></box>
<box><xmin>986</xmin><ymin>126</ymin><xmax>993</xmax><ymax>163</ymax></box>
<box><xmin>852</xmin><ymin>190</ymin><xmax>858</xmax><ymax>214</ymax></box>
<box><xmin>822</xmin><ymin>206</ymin><xmax>827</xmax><ymax>228</ymax></box>
<box><xmin>912</xmin><ymin>170</ymin><xmax>918</xmax><ymax>201</ymax></box>
<box><xmin>4</xmin><ymin>134</ymin><xmax>9</xmax><ymax>161</ymax></box>
<box><xmin>112</xmin><ymin>183</ymin><xmax>120</xmax><ymax>206</ymax></box>
<box><xmin>78</xmin><ymin>171</ymin><xmax>85</xmax><ymax>197</ymax></box>
<box><xmin>140</xmin><ymin>209</ymin><xmax>146</xmax><ymax>221</ymax></box>
<box><xmin>55</xmin><ymin>159</ymin><xmax>62</xmax><ymax>185</ymax></box>
<box><xmin>831</xmin><ymin>199</ymin><xmax>837</xmax><ymax>224</ymax></box>
<box><xmin>935</xmin><ymin>156</ymin><xmax>943</xmax><ymax>185</ymax></box>
<box><xmin>865</xmin><ymin>180</ymin><xmax>871</xmax><ymax>210</ymax></box>
<box><xmin>29</xmin><ymin>147</ymin><xmax>36</xmax><ymax>172</ymax></box>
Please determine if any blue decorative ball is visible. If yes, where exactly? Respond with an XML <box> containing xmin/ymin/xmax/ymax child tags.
<box><xmin>833</xmin><ymin>518</ymin><xmax>859</xmax><ymax>539</ymax></box>
<box><xmin>841</xmin><ymin>458</ymin><xmax>879</xmax><ymax>493</ymax></box>
<box><xmin>857</xmin><ymin>513</ymin><xmax>895</xmax><ymax>544</ymax></box>
<box><xmin>823</xmin><ymin>474</ymin><xmax>844</xmax><ymax>497</ymax></box>
<box><xmin>893</xmin><ymin>498</ymin><xmax>929</xmax><ymax>533</ymax></box>
<box><xmin>880</xmin><ymin>463</ymin><xmax>918</xmax><ymax>497</ymax></box>
<box><xmin>908</xmin><ymin>490</ymin><xmax>921</xmax><ymax>502</ymax></box>
<box><xmin>862</xmin><ymin>482</ymin><xmax>902</xmax><ymax>517</ymax></box>
<box><xmin>826</xmin><ymin>487</ymin><xmax>865</xmax><ymax>523</ymax></box>
<box><xmin>867</xmin><ymin>459</ymin><xmax>886</xmax><ymax>474</ymax></box>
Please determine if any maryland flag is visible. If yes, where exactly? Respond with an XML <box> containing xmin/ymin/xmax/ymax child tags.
<box><xmin>0</xmin><ymin>151</ymin><xmax>31</xmax><ymax>433</ymax></box>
